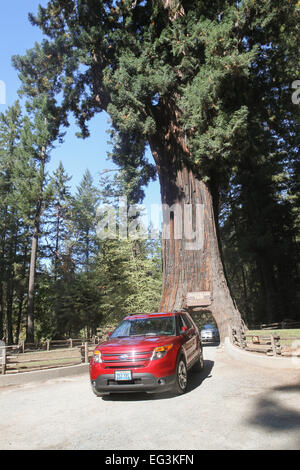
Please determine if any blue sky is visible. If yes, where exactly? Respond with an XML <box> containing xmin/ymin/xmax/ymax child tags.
<box><xmin>0</xmin><ymin>0</ymin><xmax>161</xmax><ymax>207</ymax></box>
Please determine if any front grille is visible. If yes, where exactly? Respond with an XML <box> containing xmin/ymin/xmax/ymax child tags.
<box><xmin>107</xmin><ymin>378</ymin><xmax>142</xmax><ymax>385</ymax></box>
<box><xmin>102</xmin><ymin>350</ymin><xmax>153</xmax><ymax>368</ymax></box>
<box><xmin>104</xmin><ymin>365</ymin><xmax>144</xmax><ymax>369</ymax></box>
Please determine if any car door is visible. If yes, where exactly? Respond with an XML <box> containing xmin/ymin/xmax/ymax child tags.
<box><xmin>182</xmin><ymin>314</ymin><xmax>199</xmax><ymax>365</ymax></box>
<box><xmin>178</xmin><ymin>314</ymin><xmax>195</xmax><ymax>367</ymax></box>
<box><xmin>178</xmin><ymin>315</ymin><xmax>190</xmax><ymax>364</ymax></box>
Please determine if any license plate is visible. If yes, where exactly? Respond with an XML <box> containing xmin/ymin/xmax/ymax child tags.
<box><xmin>115</xmin><ymin>370</ymin><xmax>132</xmax><ymax>381</ymax></box>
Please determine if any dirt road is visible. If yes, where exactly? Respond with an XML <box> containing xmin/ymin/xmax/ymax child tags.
<box><xmin>1</xmin><ymin>345</ymin><xmax>300</xmax><ymax>450</ymax></box>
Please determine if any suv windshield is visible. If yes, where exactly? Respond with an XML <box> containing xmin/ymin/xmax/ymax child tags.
<box><xmin>110</xmin><ymin>316</ymin><xmax>176</xmax><ymax>338</ymax></box>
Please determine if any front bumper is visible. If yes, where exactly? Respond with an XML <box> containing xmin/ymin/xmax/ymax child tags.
<box><xmin>91</xmin><ymin>372</ymin><xmax>176</xmax><ymax>394</ymax></box>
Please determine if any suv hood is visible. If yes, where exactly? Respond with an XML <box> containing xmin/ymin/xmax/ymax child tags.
<box><xmin>97</xmin><ymin>335</ymin><xmax>176</xmax><ymax>353</ymax></box>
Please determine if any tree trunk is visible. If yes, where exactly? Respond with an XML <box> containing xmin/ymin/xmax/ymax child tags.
<box><xmin>26</xmin><ymin>221</ymin><xmax>40</xmax><ymax>344</ymax></box>
<box><xmin>15</xmin><ymin>293</ymin><xmax>25</xmax><ymax>345</ymax></box>
<box><xmin>26</xmin><ymin>142</ymin><xmax>46</xmax><ymax>344</ymax></box>
<box><xmin>0</xmin><ymin>210</ymin><xmax>7</xmax><ymax>341</ymax></box>
<box><xmin>0</xmin><ymin>282</ymin><xmax>3</xmax><ymax>340</ymax></box>
<box><xmin>6</xmin><ymin>279</ymin><xmax>14</xmax><ymax>345</ymax></box>
<box><xmin>150</xmin><ymin>1</ymin><xmax>245</xmax><ymax>341</ymax></box>
<box><xmin>149</xmin><ymin>136</ymin><xmax>243</xmax><ymax>341</ymax></box>
<box><xmin>54</xmin><ymin>206</ymin><xmax>60</xmax><ymax>282</ymax></box>
<box><xmin>15</xmin><ymin>242</ymin><xmax>28</xmax><ymax>344</ymax></box>
<box><xmin>6</xmin><ymin>235</ymin><xmax>17</xmax><ymax>345</ymax></box>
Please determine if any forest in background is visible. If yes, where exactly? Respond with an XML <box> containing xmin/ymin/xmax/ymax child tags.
<box><xmin>0</xmin><ymin>97</ymin><xmax>299</xmax><ymax>344</ymax></box>
<box><xmin>0</xmin><ymin>102</ymin><xmax>162</xmax><ymax>344</ymax></box>
<box><xmin>1</xmin><ymin>1</ymin><xmax>300</xmax><ymax>344</ymax></box>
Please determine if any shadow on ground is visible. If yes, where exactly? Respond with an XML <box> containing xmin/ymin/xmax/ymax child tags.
<box><xmin>102</xmin><ymin>359</ymin><xmax>215</xmax><ymax>402</ymax></box>
<box><xmin>247</xmin><ymin>382</ymin><xmax>300</xmax><ymax>449</ymax></box>
<box><xmin>202</xmin><ymin>341</ymin><xmax>220</xmax><ymax>348</ymax></box>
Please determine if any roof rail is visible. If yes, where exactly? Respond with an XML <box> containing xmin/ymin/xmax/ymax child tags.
<box><xmin>128</xmin><ymin>312</ymin><xmax>149</xmax><ymax>316</ymax></box>
<box><xmin>127</xmin><ymin>312</ymin><xmax>171</xmax><ymax>316</ymax></box>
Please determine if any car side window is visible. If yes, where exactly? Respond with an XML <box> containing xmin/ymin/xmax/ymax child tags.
<box><xmin>178</xmin><ymin>315</ymin><xmax>187</xmax><ymax>331</ymax></box>
<box><xmin>182</xmin><ymin>314</ymin><xmax>194</xmax><ymax>330</ymax></box>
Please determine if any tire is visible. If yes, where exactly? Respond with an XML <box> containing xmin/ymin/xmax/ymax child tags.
<box><xmin>192</xmin><ymin>349</ymin><xmax>204</xmax><ymax>372</ymax></box>
<box><xmin>173</xmin><ymin>356</ymin><xmax>188</xmax><ymax>395</ymax></box>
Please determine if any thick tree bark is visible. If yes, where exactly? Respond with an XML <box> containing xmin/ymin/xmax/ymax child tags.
<box><xmin>151</xmin><ymin>0</ymin><xmax>245</xmax><ymax>343</ymax></box>
<box><xmin>149</xmin><ymin>132</ymin><xmax>244</xmax><ymax>341</ymax></box>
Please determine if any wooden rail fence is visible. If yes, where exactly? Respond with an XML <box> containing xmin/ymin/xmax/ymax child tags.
<box><xmin>251</xmin><ymin>321</ymin><xmax>300</xmax><ymax>330</ymax></box>
<box><xmin>0</xmin><ymin>337</ymin><xmax>101</xmax><ymax>375</ymax></box>
<box><xmin>231</xmin><ymin>328</ymin><xmax>300</xmax><ymax>357</ymax></box>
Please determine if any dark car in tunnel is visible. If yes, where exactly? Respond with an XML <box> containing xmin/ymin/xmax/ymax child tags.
<box><xmin>200</xmin><ymin>324</ymin><xmax>220</xmax><ymax>343</ymax></box>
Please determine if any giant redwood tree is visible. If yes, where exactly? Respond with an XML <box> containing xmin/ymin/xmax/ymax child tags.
<box><xmin>13</xmin><ymin>0</ymin><xmax>300</xmax><ymax>339</ymax></box>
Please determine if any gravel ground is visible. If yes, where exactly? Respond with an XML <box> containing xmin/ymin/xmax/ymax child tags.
<box><xmin>1</xmin><ymin>345</ymin><xmax>300</xmax><ymax>450</ymax></box>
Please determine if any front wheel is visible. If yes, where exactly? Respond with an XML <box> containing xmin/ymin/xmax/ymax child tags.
<box><xmin>173</xmin><ymin>356</ymin><xmax>188</xmax><ymax>395</ymax></box>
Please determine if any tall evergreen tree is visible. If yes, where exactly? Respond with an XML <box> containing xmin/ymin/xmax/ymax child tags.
<box><xmin>13</xmin><ymin>0</ymin><xmax>300</xmax><ymax>337</ymax></box>
<box><xmin>72</xmin><ymin>169</ymin><xmax>100</xmax><ymax>271</ymax></box>
<box><xmin>0</xmin><ymin>102</ymin><xmax>23</xmax><ymax>342</ymax></box>
<box><xmin>47</xmin><ymin>161</ymin><xmax>72</xmax><ymax>280</ymax></box>
<box><xmin>19</xmin><ymin>93</ymin><xmax>62</xmax><ymax>343</ymax></box>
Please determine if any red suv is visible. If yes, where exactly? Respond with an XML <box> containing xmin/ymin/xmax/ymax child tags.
<box><xmin>90</xmin><ymin>311</ymin><xmax>204</xmax><ymax>397</ymax></box>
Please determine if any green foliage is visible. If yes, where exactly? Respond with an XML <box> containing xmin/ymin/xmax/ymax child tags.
<box><xmin>13</xmin><ymin>1</ymin><xmax>299</xmax><ymax>188</ymax></box>
<box><xmin>3</xmin><ymin>0</ymin><xmax>299</xmax><ymax>337</ymax></box>
<box><xmin>0</xmin><ymin>103</ymin><xmax>33</xmax><ymax>342</ymax></box>
<box><xmin>96</xmin><ymin>237</ymin><xmax>162</xmax><ymax>324</ymax></box>
<box><xmin>31</xmin><ymin>169</ymin><xmax>162</xmax><ymax>339</ymax></box>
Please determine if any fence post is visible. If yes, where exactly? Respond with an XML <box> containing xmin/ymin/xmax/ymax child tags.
<box><xmin>84</xmin><ymin>342</ymin><xmax>88</xmax><ymax>363</ymax></box>
<box><xmin>274</xmin><ymin>336</ymin><xmax>281</xmax><ymax>356</ymax></box>
<box><xmin>270</xmin><ymin>334</ymin><xmax>277</xmax><ymax>356</ymax></box>
<box><xmin>69</xmin><ymin>338</ymin><xmax>73</xmax><ymax>349</ymax></box>
<box><xmin>46</xmin><ymin>339</ymin><xmax>50</xmax><ymax>351</ymax></box>
<box><xmin>21</xmin><ymin>340</ymin><xmax>25</xmax><ymax>354</ymax></box>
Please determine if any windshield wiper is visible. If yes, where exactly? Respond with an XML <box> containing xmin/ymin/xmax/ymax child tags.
<box><xmin>128</xmin><ymin>333</ymin><xmax>157</xmax><ymax>337</ymax></box>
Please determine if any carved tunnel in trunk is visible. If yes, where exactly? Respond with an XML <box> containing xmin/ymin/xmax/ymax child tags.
<box><xmin>157</xmin><ymin>163</ymin><xmax>243</xmax><ymax>342</ymax></box>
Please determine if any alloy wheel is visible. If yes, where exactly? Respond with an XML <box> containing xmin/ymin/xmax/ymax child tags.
<box><xmin>178</xmin><ymin>360</ymin><xmax>187</xmax><ymax>390</ymax></box>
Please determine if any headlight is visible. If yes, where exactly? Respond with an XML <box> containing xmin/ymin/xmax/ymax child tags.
<box><xmin>93</xmin><ymin>350</ymin><xmax>102</xmax><ymax>363</ymax></box>
<box><xmin>152</xmin><ymin>344</ymin><xmax>173</xmax><ymax>360</ymax></box>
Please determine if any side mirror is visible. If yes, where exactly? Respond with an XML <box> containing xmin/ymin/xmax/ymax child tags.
<box><xmin>180</xmin><ymin>326</ymin><xmax>188</xmax><ymax>334</ymax></box>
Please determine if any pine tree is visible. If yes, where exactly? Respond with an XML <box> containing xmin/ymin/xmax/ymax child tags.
<box><xmin>0</xmin><ymin>102</ymin><xmax>24</xmax><ymax>343</ymax></box>
<box><xmin>72</xmin><ymin>170</ymin><xmax>100</xmax><ymax>271</ymax></box>
<box><xmin>19</xmin><ymin>93</ymin><xmax>62</xmax><ymax>343</ymax></box>
<box><xmin>47</xmin><ymin>161</ymin><xmax>72</xmax><ymax>280</ymax></box>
